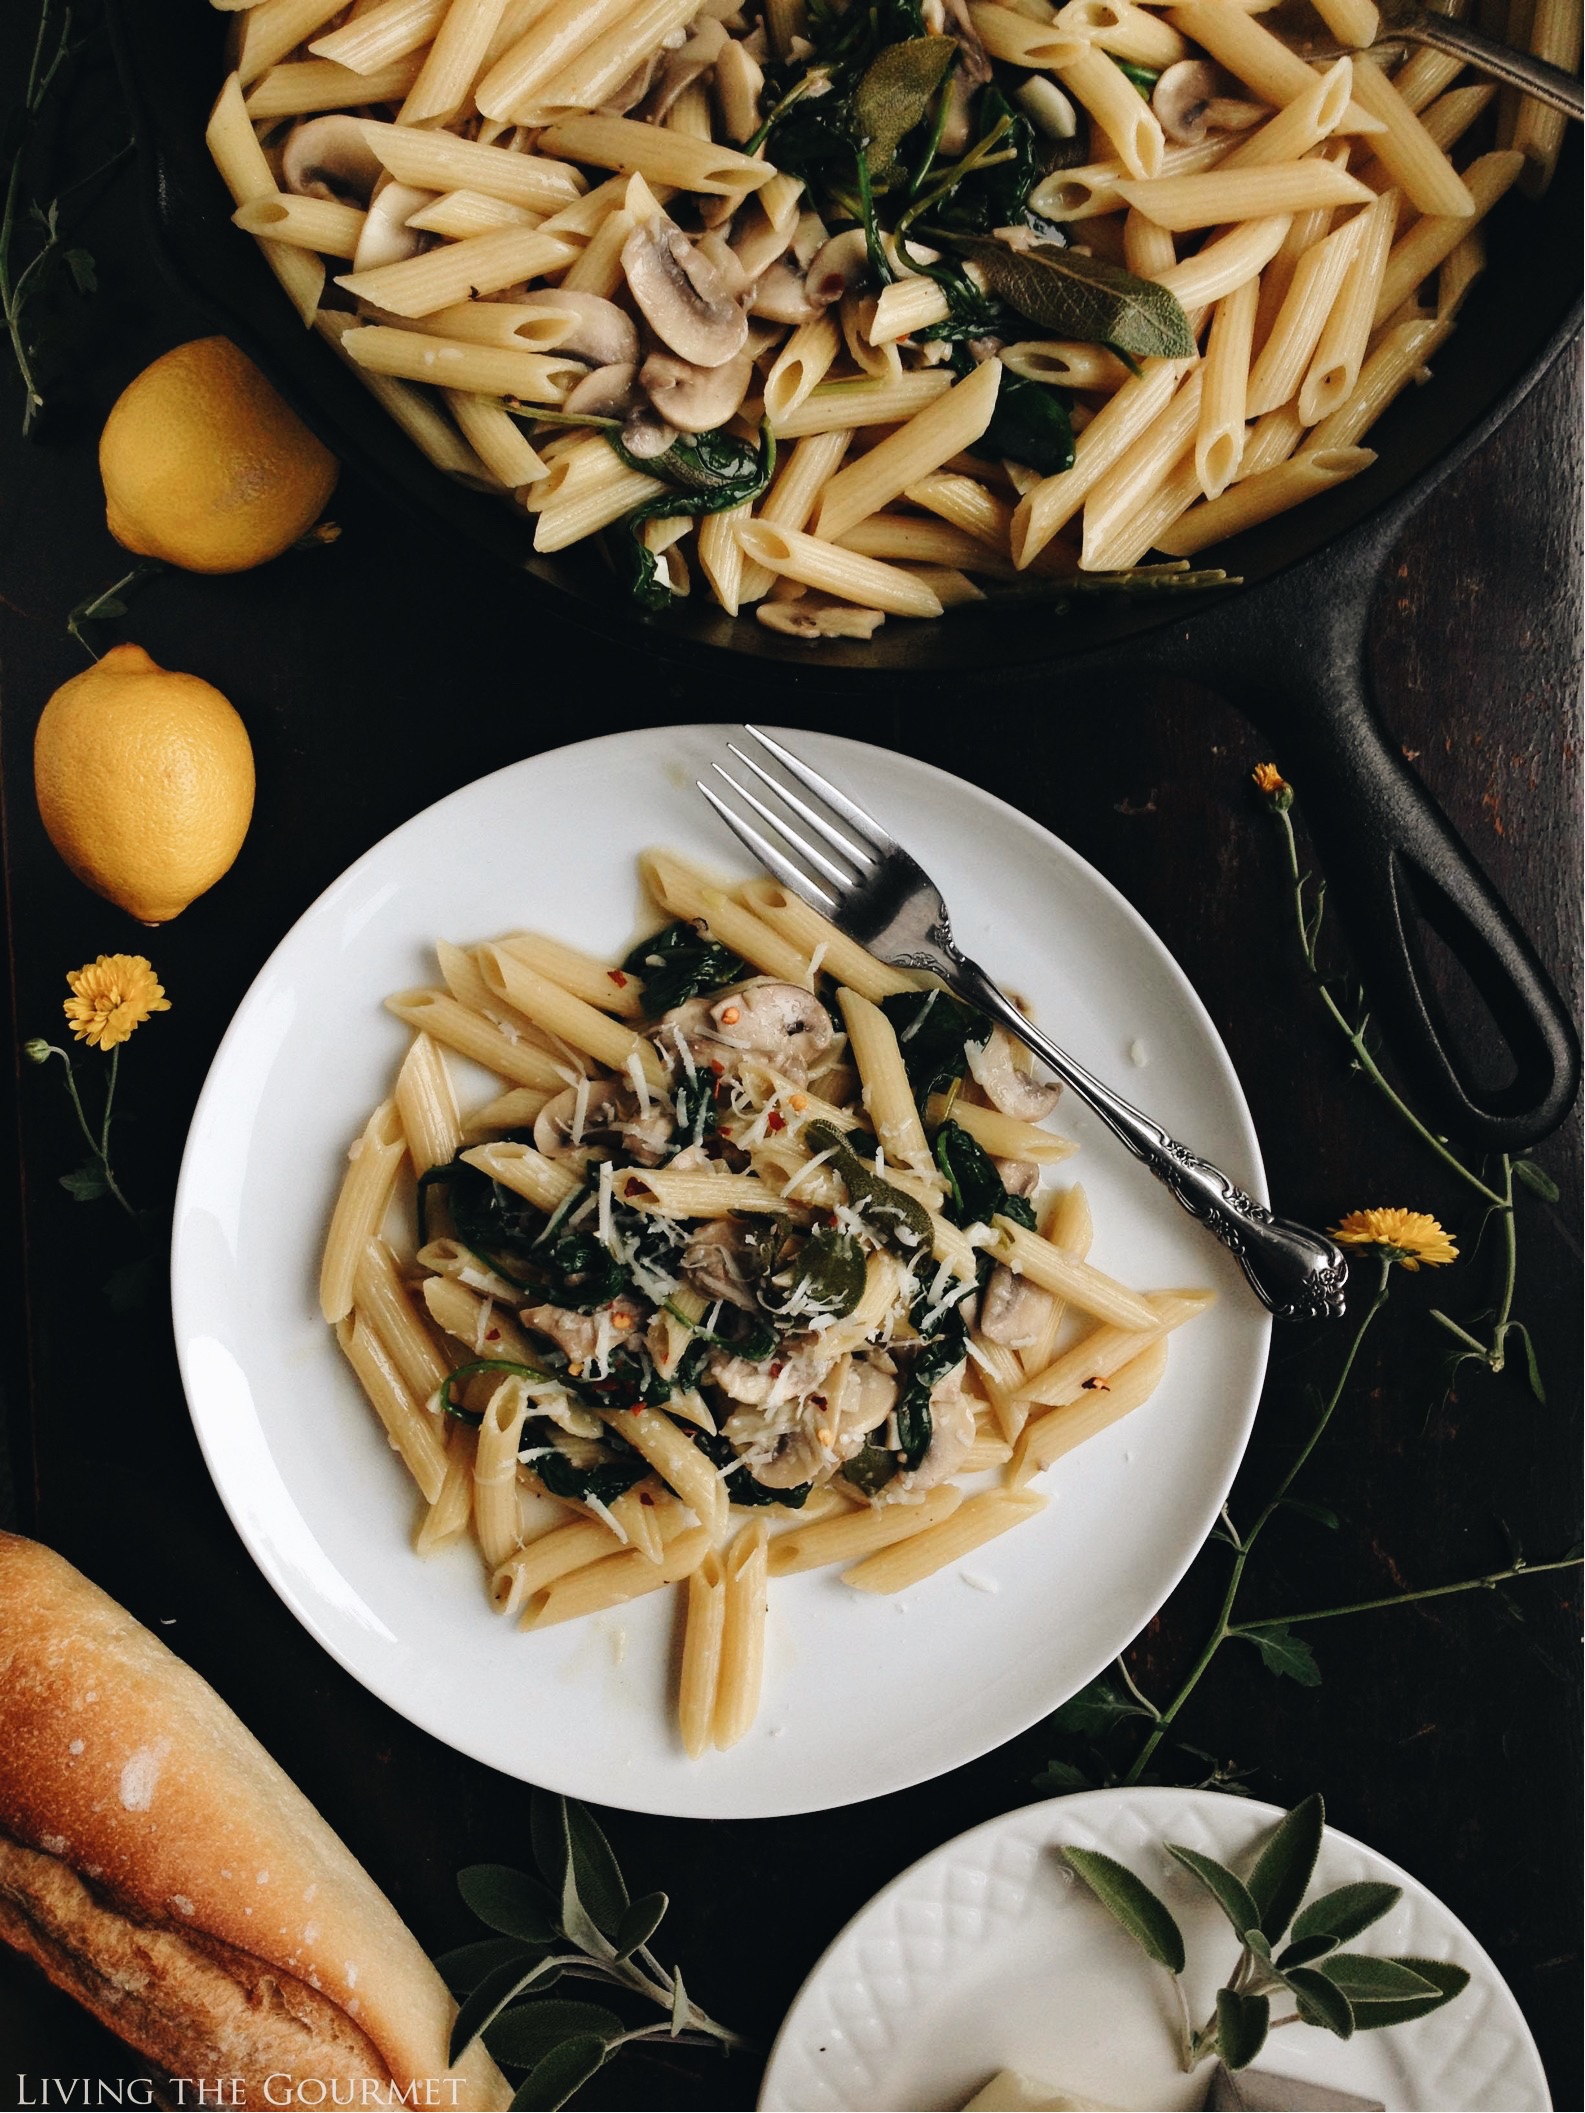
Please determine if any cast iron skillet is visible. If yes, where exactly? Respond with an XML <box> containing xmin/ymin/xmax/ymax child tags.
<box><xmin>110</xmin><ymin>0</ymin><xmax>1582</xmax><ymax>1151</ymax></box>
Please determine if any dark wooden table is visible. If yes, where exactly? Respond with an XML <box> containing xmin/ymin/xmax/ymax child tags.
<box><xmin>0</xmin><ymin>26</ymin><xmax>1579</xmax><ymax>2110</ymax></box>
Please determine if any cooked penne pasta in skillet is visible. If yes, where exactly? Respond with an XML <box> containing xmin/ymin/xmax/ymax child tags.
<box><xmin>322</xmin><ymin>851</ymin><xmax>1212</xmax><ymax>1754</ymax></box>
<box><xmin>212</xmin><ymin>0</ymin><xmax>1552</xmax><ymax>636</ymax></box>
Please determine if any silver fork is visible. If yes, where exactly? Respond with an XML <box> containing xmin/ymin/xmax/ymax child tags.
<box><xmin>699</xmin><ymin>726</ymin><xmax>1349</xmax><ymax>1322</ymax></box>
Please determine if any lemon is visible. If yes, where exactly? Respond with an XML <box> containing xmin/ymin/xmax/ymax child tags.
<box><xmin>34</xmin><ymin>644</ymin><xmax>256</xmax><ymax>924</ymax></box>
<box><xmin>100</xmin><ymin>337</ymin><xmax>338</xmax><ymax>574</ymax></box>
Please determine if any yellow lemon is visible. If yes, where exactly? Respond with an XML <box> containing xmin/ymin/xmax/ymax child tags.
<box><xmin>100</xmin><ymin>336</ymin><xmax>338</xmax><ymax>574</ymax></box>
<box><xmin>34</xmin><ymin>644</ymin><xmax>256</xmax><ymax>924</ymax></box>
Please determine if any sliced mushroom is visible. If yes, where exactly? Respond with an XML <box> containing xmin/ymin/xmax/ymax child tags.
<box><xmin>1151</xmin><ymin>60</ymin><xmax>1223</xmax><ymax>144</ymax></box>
<box><xmin>532</xmin><ymin>1080</ymin><xmax>671</xmax><ymax>1164</ymax></box>
<box><xmin>621</xmin><ymin>405</ymin><xmax>675</xmax><ymax>459</ymax></box>
<box><xmin>749</xmin><ymin>259</ymin><xmax>820</xmax><ymax>324</ymax></box>
<box><xmin>994</xmin><ymin>1157</ymin><xmax>1040</xmax><ymax>1198</ymax></box>
<box><xmin>281</xmin><ymin>115</ymin><xmax>384</xmax><ymax>205</ymax></box>
<box><xmin>757</xmin><ymin>598</ymin><xmax>886</xmax><ymax>641</ymax></box>
<box><xmin>532</xmin><ymin>1084</ymin><xmax>607</xmax><ymax>1159</ymax></box>
<box><xmin>705</xmin><ymin>980</ymin><xmax>835</xmax><ymax>1081</ymax></box>
<box><xmin>682</xmin><ymin>1225</ymin><xmax>763</xmax><ymax>1311</ymax></box>
<box><xmin>805</xmin><ymin>227</ymin><xmax>871</xmax><ymax>310</ymax></box>
<box><xmin>979</xmin><ymin>1263</ymin><xmax>1054</xmax><ymax>1348</ymax></box>
<box><xmin>965</xmin><ymin>1028</ymin><xmax>1062</xmax><ymax>1121</ymax></box>
<box><xmin>515</xmin><ymin>289</ymin><xmax>639</xmax><ymax>367</ymax></box>
<box><xmin>827</xmin><ymin>1354</ymin><xmax>897</xmax><ymax>1457</ymax></box>
<box><xmin>521</xmin><ymin>1298</ymin><xmax>646</xmax><ymax>1363</ymax></box>
<box><xmin>892</xmin><ymin>1359</ymin><xmax>979</xmax><ymax>1493</ymax></box>
<box><xmin>621</xmin><ymin>211</ymin><xmax>748</xmax><ymax>367</ymax></box>
<box><xmin>641</xmin><ymin>348</ymin><xmax>753</xmax><ymax>432</ymax></box>
<box><xmin>713</xmin><ymin>1345</ymin><xmax>833</xmax><ymax>1410</ymax></box>
<box><xmin>562</xmin><ymin>361</ymin><xmax>641</xmax><ymax>420</ymax></box>
<box><xmin>600</xmin><ymin>51</ymin><xmax>662</xmax><ymax>115</ymax></box>
<box><xmin>350</xmin><ymin>176</ymin><xmax>434</xmax><ymax>275</ymax></box>
<box><xmin>639</xmin><ymin>16</ymin><xmax>729</xmax><ymax>121</ymax></box>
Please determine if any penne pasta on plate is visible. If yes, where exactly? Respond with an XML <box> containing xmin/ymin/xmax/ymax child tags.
<box><xmin>323</xmin><ymin>850</ymin><xmax>1211</xmax><ymax>1753</ymax></box>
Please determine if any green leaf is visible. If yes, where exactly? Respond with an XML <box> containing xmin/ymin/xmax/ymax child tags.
<box><xmin>450</xmin><ymin>1954</ymin><xmax>566</xmax><ymax>2063</ymax></box>
<box><xmin>670</xmin><ymin>1962</ymin><xmax>689</xmax><ymax>2036</ymax></box>
<box><xmin>487</xmin><ymin>1999</ymin><xmax>624</xmax><ymax>2067</ymax></box>
<box><xmin>1113</xmin><ymin>56</ymin><xmax>1159</xmax><ymax>94</ymax></box>
<box><xmin>1238</xmin><ymin>1623</ymin><xmax>1322</xmax><ymax>1687</ymax></box>
<box><xmin>1506</xmin><ymin>1322</ymin><xmax>1547</xmax><ymax>1404</ymax></box>
<box><xmin>1216</xmin><ymin>1987</ymin><xmax>1269</xmax><ymax>2070</ymax></box>
<box><xmin>934</xmin><ymin>1122</ymin><xmax>1037</xmax><ymax>1232</ymax></box>
<box><xmin>1032</xmin><ymin>1757</ymin><xmax>1096</xmax><ymax>1794</ymax></box>
<box><xmin>64</xmin><ymin>247</ymin><xmax>97</xmax><ymax>294</ymax></box>
<box><xmin>1287</xmin><ymin>1965</ymin><xmax>1355</xmax><ymax>2038</ymax></box>
<box><xmin>622</xmin><ymin>920</ymin><xmax>747</xmax><ymax>1014</ymax></box>
<box><xmin>1278</xmin><ymin>1498</ymin><xmax>1340</xmax><ymax>1530</ymax></box>
<box><xmin>614</xmin><ymin>1889</ymin><xmax>669</xmax><ymax>1960</ymax></box>
<box><xmin>850</xmin><ymin>36</ymin><xmax>957</xmax><ymax>186</ymax></box>
<box><xmin>435</xmin><ymin>1936</ymin><xmax>540</xmax><ymax>1993</ymax></box>
<box><xmin>530</xmin><ymin>1790</ymin><xmax>570</xmax><ymax>1897</ymax></box>
<box><xmin>1060</xmin><ymin>1847</ymin><xmax>1185</xmax><ymax>1972</ymax></box>
<box><xmin>1275</xmin><ymin>1932</ymin><xmax>1340</xmax><ymax>1970</ymax></box>
<box><xmin>958</xmin><ymin>238</ymin><xmax>1195</xmax><ymax>360</ymax></box>
<box><xmin>458</xmin><ymin>1864</ymin><xmax>560</xmax><ymax>1944</ymax></box>
<box><xmin>1291</xmin><ymin>1881</ymin><xmax>1401</xmax><ymax>1948</ymax></box>
<box><xmin>1336</xmin><ymin>1957</ymin><xmax>1469</xmax><ymax>2028</ymax></box>
<box><xmin>1166</xmin><ymin>1845</ymin><xmax>1260</xmax><ymax>1939</ymax></box>
<box><xmin>105</xmin><ymin>1254</ymin><xmax>156</xmax><ymax>1312</ymax></box>
<box><xmin>803</xmin><ymin>1119</ymin><xmax>934</xmax><ymax>1257</ymax></box>
<box><xmin>1319</xmin><ymin>1954</ymin><xmax>1440</xmax><ymax>2000</ymax></box>
<box><xmin>510</xmin><ymin>2034</ymin><xmax>609</xmax><ymax>2111</ymax></box>
<box><xmin>565</xmin><ymin>1798</ymin><xmax>630</xmax><ymax>1940</ymax></box>
<box><xmin>1049</xmin><ymin>1673</ymin><xmax>1153</xmax><ymax>1735</ymax></box>
<box><xmin>60</xmin><ymin>1161</ymin><xmax>108</xmax><ymax>1201</ymax></box>
<box><xmin>879</xmin><ymin>988</ymin><xmax>990</xmax><ymax>1105</ymax></box>
<box><xmin>1513</xmin><ymin>1158</ymin><xmax>1559</xmax><ymax>1202</ymax></box>
<box><xmin>1246</xmin><ymin>1794</ymin><xmax>1324</xmax><ymax>1945</ymax></box>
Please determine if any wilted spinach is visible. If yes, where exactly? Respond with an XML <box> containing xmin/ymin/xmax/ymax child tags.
<box><xmin>935</xmin><ymin>1120</ymin><xmax>1038</xmax><ymax>1231</ymax></box>
<box><xmin>624</xmin><ymin>919</ymin><xmax>747</xmax><ymax>1014</ymax></box>
<box><xmin>692</xmin><ymin>1425</ymin><xmax>813</xmax><ymax>1508</ymax></box>
<box><xmin>896</xmin><ymin>1333</ymin><xmax>963</xmax><ymax>1469</ymax></box>
<box><xmin>880</xmin><ymin>988</ymin><xmax>992</xmax><ymax>1106</ymax></box>
<box><xmin>932</xmin><ymin>87</ymin><xmax>1038</xmax><ymax>232</ymax></box>
<box><xmin>608</xmin><ymin>423</ymin><xmax>777</xmax><ymax>611</ymax></box>
<box><xmin>531</xmin><ymin>1427</ymin><xmax>650</xmax><ymax>1507</ymax></box>
<box><xmin>948</xmin><ymin>342</ymin><xmax>1074</xmax><ymax>475</ymax></box>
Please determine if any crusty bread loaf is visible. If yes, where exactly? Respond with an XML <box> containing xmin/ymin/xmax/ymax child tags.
<box><xmin>0</xmin><ymin>1532</ymin><xmax>511</xmax><ymax>2110</ymax></box>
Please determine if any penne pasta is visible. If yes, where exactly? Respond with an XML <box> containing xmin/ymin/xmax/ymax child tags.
<box><xmin>842</xmin><ymin>1489</ymin><xmax>1048</xmax><ymax>1591</ymax></box>
<box><xmin>320</xmin><ymin>1100</ymin><xmax>405</xmax><ymax>1324</ymax></box>
<box><xmin>713</xmin><ymin>1520</ymin><xmax>770</xmax><ymax>1749</ymax></box>
<box><xmin>1011</xmin><ymin>1336</ymin><xmax>1171</xmax><ymax>1482</ymax></box>
<box><xmin>678</xmin><ymin>1552</ymin><xmax>726</xmax><ymax>1757</ymax></box>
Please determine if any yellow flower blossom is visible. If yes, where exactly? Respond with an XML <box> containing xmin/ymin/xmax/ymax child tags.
<box><xmin>63</xmin><ymin>954</ymin><xmax>170</xmax><ymax>1051</ymax></box>
<box><xmin>1252</xmin><ymin>762</ymin><xmax>1293</xmax><ymax>807</ymax></box>
<box><xmin>1330</xmin><ymin>1208</ymin><xmax>1458</xmax><ymax>1271</ymax></box>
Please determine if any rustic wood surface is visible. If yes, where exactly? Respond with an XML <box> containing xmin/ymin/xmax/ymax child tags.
<box><xmin>0</xmin><ymin>32</ymin><xmax>1578</xmax><ymax>2108</ymax></box>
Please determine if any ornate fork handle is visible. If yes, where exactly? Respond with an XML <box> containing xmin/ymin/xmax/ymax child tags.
<box><xmin>944</xmin><ymin>951</ymin><xmax>1349</xmax><ymax>1322</ymax></box>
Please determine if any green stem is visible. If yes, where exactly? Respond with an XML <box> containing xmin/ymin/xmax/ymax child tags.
<box><xmin>1428</xmin><ymin>1309</ymin><xmax>1487</xmax><ymax>1354</ymax></box>
<box><xmin>51</xmin><ymin>1043</ymin><xmax>137</xmax><ymax>1221</ymax></box>
<box><xmin>0</xmin><ymin>3</ymin><xmax>55</xmax><ymax>417</ymax></box>
<box><xmin>1115</xmin><ymin>1654</ymin><xmax>1161</xmax><ymax>1719</ymax></box>
<box><xmin>1275</xmin><ymin>807</ymin><xmax>1505</xmax><ymax>1207</ymax></box>
<box><xmin>1121</xmin><ymin>1259</ymin><xmax>1392</xmax><ymax>1785</ymax></box>
<box><xmin>1231</xmin><ymin>1552</ymin><xmax>1581</xmax><ymax>1632</ymax></box>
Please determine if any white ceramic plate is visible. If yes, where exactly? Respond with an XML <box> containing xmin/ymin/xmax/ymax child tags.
<box><xmin>760</xmin><ymin>1786</ymin><xmax>1550</xmax><ymax>2111</ymax></box>
<box><xmin>173</xmin><ymin>725</ymin><xmax>1270</xmax><ymax>1819</ymax></box>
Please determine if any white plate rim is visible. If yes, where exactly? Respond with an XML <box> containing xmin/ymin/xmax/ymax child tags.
<box><xmin>758</xmin><ymin>1784</ymin><xmax>1552</xmax><ymax>2113</ymax></box>
<box><xmin>171</xmin><ymin>723</ymin><xmax>1272</xmax><ymax>1818</ymax></box>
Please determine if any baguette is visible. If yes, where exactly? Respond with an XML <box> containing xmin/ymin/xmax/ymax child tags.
<box><xmin>0</xmin><ymin>1532</ymin><xmax>510</xmax><ymax>2110</ymax></box>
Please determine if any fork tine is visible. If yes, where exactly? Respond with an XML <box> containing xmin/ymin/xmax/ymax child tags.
<box><xmin>725</xmin><ymin>742</ymin><xmax>876</xmax><ymax>873</ymax></box>
<box><xmin>742</xmin><ymin>725</ymin><xmax>895</xmax><ymax>856</ymax></box>
<box><xmin>709</xmin><ymin>764</ymin><xmax>851</xmax><ymax>892</ymax></box>
<box><xmin>696</xmin><ymin>781</ymin><xmax>840</xmax><ymax>914</ymax></box>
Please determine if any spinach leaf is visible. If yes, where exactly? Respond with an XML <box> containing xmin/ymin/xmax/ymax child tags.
<box><xmin>533</xmin><ymin>1433</ymin><xmax>650</xmax><ymax>1507</ymax></box>
<box><xmin>608</xmin><ymin>423</ymin><xmax>777</xmax><ymax>610</ymax></box>
<box><xmin>948</xmin><ymin>342</ymin><xmax>1074</xmax><ymax>475</ymax></box>
<box><xmin>879</xmin><ymin>989</ymin><xmax>992</xmax><ymax>1106</ymax></box>
<box><xmin>1113</xmin><ymin>57</ymin><xmax>1159</xmax><ymax>95</ymax></box>
<box><xmin>441</xmin><ymin>1358</ymin><xmax>556</xmax><ymax>1425</ymax></box>
<box><xmin>692</xmin><ymin>1427</ymin><xmax>812</xmax><ymax>1508</ymax></box>
<box><xmin>933</xmin><ymin>88</ymin><xmax>1038</xmax><ymax>232</ymax></box>
<box><xmin>663</xmin><ymin>1295</ymin><xmax>778</xmax><ymax>1364</ymax></box>
<box><xmin>953</xmin><ymin>237</ymin><xmax>1196</xmax><ymax>360</ymax></box>
<box><xmin>935</xmin><ymin>1121</ymin><xmax>1038</xmax><ymax>1232</ymax></box>
<box><xmin>896</xmin><ymin>1334</ymin><xmax>963</xmax><ymax>1469</ymax></box>
<box><xmin>842</xmin><ymin>1442</ymin><xmax>898</xmax><ymax>1495</ymax></box>
<box><xmin>624</xmin><ymin>919</ymin><xmax>747</xmax><ymax>1014</ymax></box>
<box><xmin>804</xmin><ymin>1120</ymin><xmax>934</xmax><ymax>1257</ymax></box>
<box><xmin>673</xmin><ymin>1068</ymin><xmax>719</xmax><ymax>1149</ymax></box>
<box><xmin>535</xmin><ymin>1226</ymin><xmax>628</xmax><ymax>1312</ymax></box>
<box><xmin>762</xmin><ymin>1225</ymin><xmax>868</xmax><ymax>1321</ymax></box>
<box><xmin>429</xmin><ymin>1135</ymin><xmax>545</xmax><ymax>1281</ymax></box>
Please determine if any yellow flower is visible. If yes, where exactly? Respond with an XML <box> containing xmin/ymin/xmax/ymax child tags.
<box><xmin>1252</xmin><ymin>762</ymin><xmax>1293</xmax><ymax>808</ymax></box>
<box><xmin>1330</xmin><ymin>1208</ymin><xmax>1458</xmax><ymax>1271</ymax></box>
<box><xmin>63</xmin><ymin>954</ymin><xmax>170</xmax><ymax>1051</ymax></box>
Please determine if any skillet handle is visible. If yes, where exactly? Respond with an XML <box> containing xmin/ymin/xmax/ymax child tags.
<box><xmin>1269</xmin><ymin>654</ymin><xmax>1579</xmax><ymax>1152</ymax></box>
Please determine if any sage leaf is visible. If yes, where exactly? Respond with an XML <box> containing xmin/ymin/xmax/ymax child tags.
<box><xmin>565</xmin><ymin>1800</ymin><xmax>630</xmax><ymax>1941</ymax></box>
<box><xmin>1275</xmin><ymin>1932</ymin><xmax>1341</xmax><ymax>1970</ymax></box>
<box><xmin>510</xmin><ymin>2034</ymin><xmax>609</xmax><ymax>2112</ymax></box>
<box><xmin>1238</xmin><ymin>1622</ymin><xmax>1322</xmax><ymax>1687</ymax></box>
<box><xmin>436</xmin><ymin>1936</ymin><xmax>540</xmax><ymax>1995</ymax></box>
<box><xmin>1246</xmin><ymin>1793</ymin><xmax>1324</xmax><ymax>1944</ymax></box>
<box><xmin>1287</xmin><ymin>1965</ymin><xmax>1355</xmax><ymax>2038</ymax></box>
<box><xmin>1215</xmin><ymin>1987</ymin><xmax>1269</xmax><ymax>2070</ymax></box>
<box><xmin>959</xmin><ymin>238</ymin><xmax>1195</xmax><ymax>359</ymax></box>
<box><xmin>458</xmin><ymin>1865</ymin><xmax>559</xmax><ymax>1945</ymax></box>
<box><xmin>1291</xmin><ymin>1880</ymin><xmax>1400</xmax><ymax>1948</ymax></box>
<box><xmin>487</xmin><ymin>1999</ymin><xmax>624</xmax><ymax>2067</ymax></box>
<box><xmin>1166</xmin><ymin>1845</ymin><xmax>1260</xmax><ymax>1939</ymax></box>
<box><xmin>1318</xmin><ymin>1954</ymin><xmax>1441</xmax><ymax>2000</ymax></box>
<box><xmin>1328</xmin><ymin>1957</ymin><xmax>1469</xmax><ymax>2028</ymax></box>
<box><xmin>671</xmin><ymin>1962</ymin><xmax>690</xmax><ymax>2036</ymax></box>
<box><xmin>851</xmin><ymin>36</ymin><xmax>957</xmax><ymax>186</ymax></box>
<box><xmin>615</xmin><ymin>1890</ymin><xmax>669</xmax><ymax>1960</ymax></box>
<box><xmin>1060</xmin><ymin>1847</ymin><xmax>1186</xmax><ymax>1972</ymax></box>
<box><xmin>450</xmin><ymin>1954</ymin><xmax>567</xmax><ymax>2064</ymax></box>
<box><xmin>1513</xmin><ymin>1157</ymin><xmax>1559</xmax><ymax>1201</ymax></box>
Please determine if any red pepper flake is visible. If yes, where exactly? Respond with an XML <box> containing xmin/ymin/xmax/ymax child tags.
<box><xmin>624</xmin><ymin>1178</ymin><xmax>643</xmax><ymax>1197</ymax></box>
<box><xmin>485</xmin><ymin>1328</ymin><xmax>500</xmax><ymax>1342</ymax></box>
<box><xmin>1081</xmin><ymin>1376</ymin><xmax>1111</xmax><ymax>1392</ymax></box>
<box><xmin>811</xmin><ymin>1394</ymin><xmax>827</xmax><ymax>1409</ymax></box>
<box><xmin>770</xmin><ymin>1360</ymin><xmax>785</xmax><ymax>1377</ymax></box>
<box><xmin>766</xmin><ymin>1109</ymin><xmax>786</xmax><ymax>1132</ymax></box>
<box><xmin>608</xmin><ymin>968</ymin><xmax>628</xmax><ymax>987</ymax></box>
<box><xmin>639</xmin><ymin>1489</ymin><xmax>655</xmax><ymax>1503</ymax></box>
